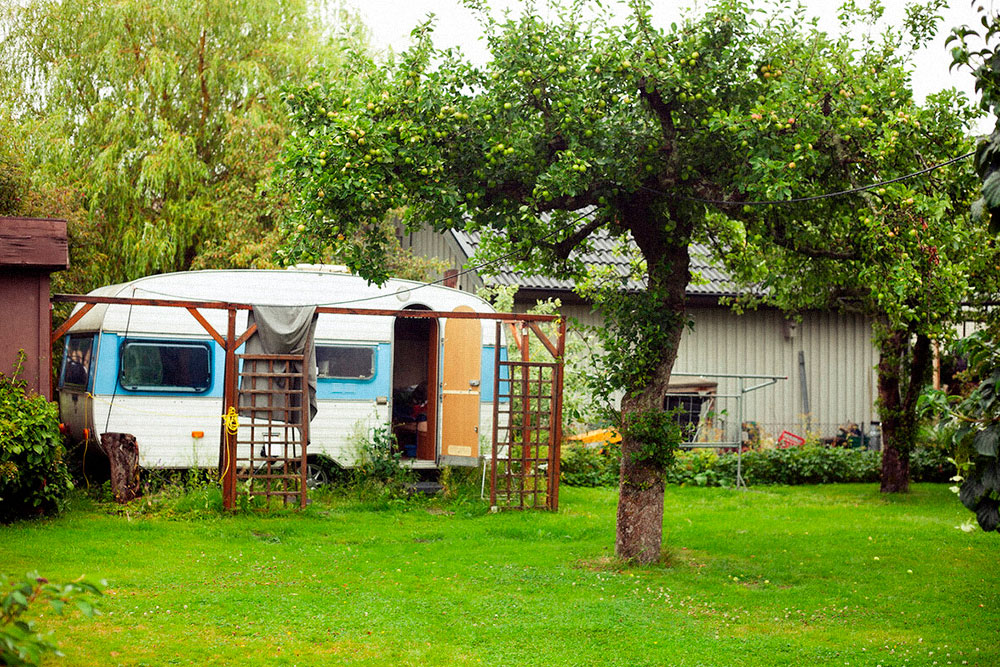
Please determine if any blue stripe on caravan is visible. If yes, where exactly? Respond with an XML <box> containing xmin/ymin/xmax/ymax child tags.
<box><xmin>93</xmin><ymin>333</ymin><xmax>225</xmax><ymax>397</ymax></box>
<box><xmin>315</xmin><ymin>343</ymin><xmax>391</xmax><ymax>400</ymax></box>
<box><xmin>480</xmin><ymin>345</ymin><xmax>510</xmax><ymax>403</ymax></box>
<box><xmin>94</xmin><ymin>335</ymin><xmax>392</xmax><ymax>400</ymax></box>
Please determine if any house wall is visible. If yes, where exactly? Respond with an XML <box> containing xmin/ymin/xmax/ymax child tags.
<box><xmin>402</xmin><ymin>229</ymin><xmax>484</xmax><ymax>293</ymax></box>
<box><xmin>673</xmin><ymin>306</ymin><xmax>878</xmax><ymax>443</ymax></box>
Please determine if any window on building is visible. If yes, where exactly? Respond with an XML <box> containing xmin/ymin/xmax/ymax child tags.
<box><xmin>119</xmin><ymin>341</ymin><xmax>211</xmax><ymax>392</ymax></box>
<box><xmin>62</xmin><ymin>334</ymin><xmax>96</xmax><ymax>388</ymax></box>
<box><xmin>316</xmin><ymin>345</ymin><xmax>375</xmax><ymax>380</ymax></box>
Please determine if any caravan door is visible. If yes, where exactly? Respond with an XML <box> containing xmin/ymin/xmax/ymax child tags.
<box><xmin>439</xmin><ymin>305</ymin><xmax>481</xmax><ymax>466</ymax></box>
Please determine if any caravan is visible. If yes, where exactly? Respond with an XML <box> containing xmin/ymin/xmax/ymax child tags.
<box><xmin>56</xmin><ymin>267</ymin><xmax>507</xmax><ymax>476</ymax></box>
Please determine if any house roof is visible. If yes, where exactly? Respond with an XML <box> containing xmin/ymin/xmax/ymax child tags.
<box><xmin>450</xmin><ymin>229</ymin><xmax>741</xmax><ymax>298</ymax></box>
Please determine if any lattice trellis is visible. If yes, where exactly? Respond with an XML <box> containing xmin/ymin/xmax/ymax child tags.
<box><xmin>234</xmin><ymin>353</ymin><xmax>309</xmax><ymax>507</ymax></box>
<box><xmin>489</xmin><ymin>322</ymin><xmax>562</xmax><ymax>511</ymax></box>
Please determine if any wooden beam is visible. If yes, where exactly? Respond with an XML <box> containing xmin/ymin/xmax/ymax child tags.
<box><xmin>185</xmin><ymin>307</ymin><xmax>225</xmax><ymax>347</ymax></box>
<box><xmin>234</xmin><ymin>324</ymin><xmax>257</xmax><ymax>349</ymax></box>
<box><xmin>50</xmin><ymin>303</ymin><xmax>96</xmax><ymax>344</ymax></box>
<box><xmin>52</xmin><ymin>294</ymin><xmax>560</xmax><ymax>323</ymax></box>
<box><xmin>527</xmin><ymin>322</ymin><xmax>559</xmax><ymax>359</ymax></box>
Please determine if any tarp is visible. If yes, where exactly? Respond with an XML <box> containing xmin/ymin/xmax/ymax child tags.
<box><xmin>239</xmin><ymin>305</ymin><xmax>318</xmax><ymax>423</ymax></box>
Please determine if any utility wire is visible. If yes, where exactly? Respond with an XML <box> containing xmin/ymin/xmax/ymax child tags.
<box><xmin>640</xmin><ymin>150</ymin><xmax>975</xmax><ymax>206</ymax></box>
<box><xmin>101</xmin><ymin>149</ymin><xmax>976</xmax><ymax>307</ymax></box>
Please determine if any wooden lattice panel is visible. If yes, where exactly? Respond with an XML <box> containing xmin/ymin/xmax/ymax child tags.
<box><xmin>490</xmin><ymin>357</ymin><xmax>560</xmax><ymax>510</ymax></box>
<box><xmin>234</xmin><ymin>353</ymin><xmax>308</xmax><ymax>507</ymax></box>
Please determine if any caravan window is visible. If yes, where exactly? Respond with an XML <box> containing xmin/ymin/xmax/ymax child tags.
<box><xmin>119</xmin><ymin>340</ymin><xmax>212</xmax><ymax>392</ymax></box>
<box><xmin>316</xmin><ymin>345</ymin><xmax>375</xmax><ymax>380</ymax></box>
<box><xmin>61</xmin><ymin>334</ymin><xmax>96</xmax><ymax>389</ymax></box>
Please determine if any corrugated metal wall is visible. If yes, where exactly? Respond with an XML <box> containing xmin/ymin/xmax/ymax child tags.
<box><xmin>672</xmin><ymin>307</ymin><xmax>878</xmax><ymax>443</ymax></box>
<box><xmin>512</xmin><ymin>299</ymin><xmax>879</xmax><ymax>443</ymax></box>
<box><xmin>402</xmin><ymin>229</ymin><xmax>484</xmax><ymax>293</ymax></box>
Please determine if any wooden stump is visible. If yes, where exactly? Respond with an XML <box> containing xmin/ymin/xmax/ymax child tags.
<box><xmin>99</xmin><ymin>433</ymin><xmax>141</xmax><ymax>503</ymax></box>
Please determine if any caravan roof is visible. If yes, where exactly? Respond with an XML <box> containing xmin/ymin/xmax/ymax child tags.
<box><xmin>67</xmin><ymin>268</ymin><xmax>499</xmax><ymax>344</ymax></box>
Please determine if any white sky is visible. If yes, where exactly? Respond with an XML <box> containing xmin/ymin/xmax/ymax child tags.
<box><xmin>347</xmin><ymin>0</ymin><xmax>998</xmax><ymax>133</ymax></box>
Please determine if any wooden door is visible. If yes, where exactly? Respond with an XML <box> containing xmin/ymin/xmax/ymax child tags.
<box><xmin>439</xmin><ymin>306</ymin><xmax>481</xmax><ymax>465</ymax></box>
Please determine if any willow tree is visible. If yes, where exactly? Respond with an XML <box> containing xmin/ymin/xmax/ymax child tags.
<box><xmin>280</xmin><ymin>0</ymin><xmax>978</xmax><ymax>561</ymax></box>
<box><xmin>0</xmin><ymin>0</ymin><xmax>362</xmax><ymax>293</ymax></box>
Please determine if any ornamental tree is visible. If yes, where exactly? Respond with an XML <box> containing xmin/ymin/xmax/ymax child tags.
<box><xmin>281</xmin><ymin>0</ymin><xmax>979</xmax><ymax>561</ymax></box>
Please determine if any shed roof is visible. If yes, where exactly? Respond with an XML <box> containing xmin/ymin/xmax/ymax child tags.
<box><xmin>450</xmin><ymin>229</ymin><xmax>741</xmax><ymax>298</ymax></box>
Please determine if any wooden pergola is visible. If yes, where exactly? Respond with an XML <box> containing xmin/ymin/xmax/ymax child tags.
<box><xmin>52</xmin><ymin>293</ymin><xmax>566</xmax><ymax>510</ymax></box>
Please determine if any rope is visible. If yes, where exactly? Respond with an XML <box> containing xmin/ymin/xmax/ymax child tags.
<box><xmin>219</xmin><ymin>407</ymin><xmax>239</xmax><ymax>485</ymax></box>
<box><xmin>222</xmin><ymin>406</ymin><xmax>240</xmax><ymax>435</ymax></box>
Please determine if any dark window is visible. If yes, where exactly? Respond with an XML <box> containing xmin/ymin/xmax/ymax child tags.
<box><xmin>62</xmin><ymin>334</ymin><xmax>95</xmax><ymax>388</ymax></box>
<box><xmin>316</xmin><ymin>345</ymin><xmax>375</xmax><ymax>380</ymax></box>
<box><xmin>120</xmin><ymin>341</ymin><xmax>211</xmax><ymax>392</ymax></box>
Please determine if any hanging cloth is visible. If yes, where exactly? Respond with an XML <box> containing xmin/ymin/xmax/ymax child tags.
<box><xmin>239</xmin><ymin>305</ymin><xmax>318</xmax><ymax>423</ymax></box>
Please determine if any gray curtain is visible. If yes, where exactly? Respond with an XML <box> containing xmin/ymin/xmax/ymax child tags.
<box><xmin>238</xmin><ymin>305</ymin><xmax>318</xmax><ymax>423</ymax></box>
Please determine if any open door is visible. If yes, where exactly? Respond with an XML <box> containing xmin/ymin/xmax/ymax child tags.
<box><xmin>439</xmin><ymin>305</ymin><xmax>482</xmax><ymax>466</ymax></box>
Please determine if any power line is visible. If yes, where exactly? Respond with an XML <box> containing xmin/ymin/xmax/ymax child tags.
<box><xmin>640</xmin><ymin>150</ymin><xmax>975</xmax><ymax>206</ymax></box>
<box><xmin>108</xmin><ymin>149</ymin><xmax>976</xmax><ymax>307</ymax></box>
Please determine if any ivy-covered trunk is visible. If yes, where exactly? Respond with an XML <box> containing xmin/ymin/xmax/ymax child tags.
<box><xmin>876</xmin><ymin>328</ymin><xmax>931</xmax><ymax>493</ymax></box>
<box><xmin>614</xmin><ymin>207</ymin><xmax>690</xmax><ymax>562</ymax></box>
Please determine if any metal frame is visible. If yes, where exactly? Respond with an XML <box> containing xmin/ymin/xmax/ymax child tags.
<box><xmin>52</xmin><ymin>293</ymin><xmax>565</xmax><ymax>510</ymax></box>
<box><xmin>669</xmin><ymin>372</ymin><xmax>786</xmax><ymax>489</ymax></box>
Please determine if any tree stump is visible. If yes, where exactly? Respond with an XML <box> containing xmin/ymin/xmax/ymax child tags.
<box><xmin>99</xmin><ymin>433</ymin><xmax>141</xmax><ymax>503</ymax></box>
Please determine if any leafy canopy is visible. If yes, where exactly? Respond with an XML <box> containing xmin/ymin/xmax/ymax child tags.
<box><xmin>0</xmin><ymin>0</ymin><xmax>358</xmax><ymax>292</ymax></box>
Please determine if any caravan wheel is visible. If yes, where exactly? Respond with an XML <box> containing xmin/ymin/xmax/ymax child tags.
<box><xmin>303</xmin><ymin>459</ymin><xmax>331</xmax><ymax>488</ymax></box>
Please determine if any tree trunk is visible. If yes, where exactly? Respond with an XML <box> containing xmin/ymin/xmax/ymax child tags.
<box><xmin>99</xmin><ymin>432</ymin><xmax>141</xmax><ymax>503</ymax></box>
<box><xmin>876</xmin><ymin>329</ymin><xmax>931</xmax><ymax>494</ymax></box>
<box><xmin>615</xmin><ymin>201</ymin><xmax>691</xmax><ymax>563</ymax></box>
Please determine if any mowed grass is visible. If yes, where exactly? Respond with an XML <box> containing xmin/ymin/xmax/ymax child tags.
<box><xmin>2</xmin><ymin>484</ymin><xmax>998</xmax><ymax>666</ymax></box>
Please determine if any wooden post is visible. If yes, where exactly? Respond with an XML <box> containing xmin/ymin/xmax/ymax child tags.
<box><xmin>99</xmin><ymin>433</ymin><xmax>140</xmax><ymax>503</ymax></box>
<box><xmin>221</xmin><ymin>307</ymin><xmax>238</xmax><ymax>509</ymax></box>
<box><xmin>549</xmin><ymin>318</ymin><xmax>567</xmax><ymax>511</ymax></box>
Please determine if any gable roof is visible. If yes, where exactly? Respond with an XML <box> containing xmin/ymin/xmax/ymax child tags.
<box><xmin>450</xmin><ymin>229</ymin><xmax>741</xmax><ymax>298</ymax></box>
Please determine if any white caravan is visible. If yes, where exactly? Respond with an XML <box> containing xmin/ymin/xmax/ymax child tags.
<box><xmin>56</xmin><ymin>267</ymin><xmax>506</xmax><ymax>474</ymax></box>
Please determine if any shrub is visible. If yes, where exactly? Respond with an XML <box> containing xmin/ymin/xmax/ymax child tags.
<box><xmin>561</xmin><ymin>440</ymin><xmax>953</xmax><ymax>488</ymax></box>
<box><xmin>1</xmin><ymin>572</ymin><xmax>102</xmax><ymax>666</ymax></box>
<box><xmin>0</xmin><ymin>356</ymin><xmax>74</xmax><ymax>523</ymax></box>
<box><xmin>560</xmin><ymin>441</ymin><xmax>621</xmax><ymax>487</ymax></box>
<box><xmin>348</xmin><ymin>425</ymin><xmax>415</xmax><ymax>500</ymax></box>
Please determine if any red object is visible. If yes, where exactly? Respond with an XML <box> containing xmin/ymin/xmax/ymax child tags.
<box><xmin>777</xmin><ymin>431</ymin><xmax>805</xmax><ymax>448</ymax></box>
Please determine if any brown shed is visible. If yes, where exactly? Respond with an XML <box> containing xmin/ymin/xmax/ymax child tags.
<box><xmin>0</xmin><ymin>217</ymin><xmax>69</xmax><ymax>397</ymax></box>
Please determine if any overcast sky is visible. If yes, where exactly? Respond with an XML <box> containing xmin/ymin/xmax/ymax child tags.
<box><xmin>346</xmin><ymin>0</ymin><xmax>998</xmax><ymax>133</ymax></box>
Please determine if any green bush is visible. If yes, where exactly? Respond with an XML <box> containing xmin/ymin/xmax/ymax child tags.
<box><xmin>0</xmin><ymin>358</ymin><xmax>74</xmax><ymax>523</ymax></box>
<box><xmin>1</xmin><ymin>572</ymin><xmax>102</xmax><ymax>666</ymax></box>
<box><xmin>560</xmin><ymin>441</ymin><xmax>620</xmax><ymax>487</ymax></box>
<box><xmin>561</xmin><ymin>441</ymin><xmax>953</xmax><ymax>488</ymax></box>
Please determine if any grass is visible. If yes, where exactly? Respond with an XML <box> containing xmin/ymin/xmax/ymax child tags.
<box><xmin>2</xmin><ymin>483</ymin><xmax>998</xmax><ymax>666</ymax></box>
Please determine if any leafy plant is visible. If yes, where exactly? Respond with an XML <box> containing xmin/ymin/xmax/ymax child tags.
<box><xmin>0</xmin><ymin>353</ymin><xmax>74</xmax><ymax>523</ymax></box>
<box><xmin>1</xmin><ymin>572</ymin><xmax>102</xmax><ymax>666</ymax></box>
<box><xmin>946</xmin><ymin>330</ymin><xmax>1000</xmax><ymax>531</ymax></box>
<box><xmin>561</xmin><ymin>441</ymin><xmax>621</xmax><ymax>488</ymax></box>
<box><xmin>350</xmin><ymin>425</ymin><xmax>415</xmax><ymax>500</ymax></box>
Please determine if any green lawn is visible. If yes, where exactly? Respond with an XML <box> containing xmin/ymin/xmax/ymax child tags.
<box><xmin>2</xmin><ymin>484</ymin><xmax>998</xmax><ymax>666</ymax></box>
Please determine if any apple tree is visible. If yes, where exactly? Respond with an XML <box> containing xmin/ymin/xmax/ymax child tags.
<box><xmin>281</xmin><ymin>0</ymin><xmax>979</xmax><ymax>560</ymax></box>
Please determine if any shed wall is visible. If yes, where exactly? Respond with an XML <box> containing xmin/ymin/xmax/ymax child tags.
<box><xmin>673</xmin><ymin>307</ymin><xmax>878</xmax><ymax>443</ymax></box>
<box><xmin>0</xmin><ymin>272</ymin><xmax>52</xmax><ymax>396</ymax></box>
<box><xmin>402</xmin><ymin>229</ymin><xmax>484</xmax><ymax>294</ymax></box>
